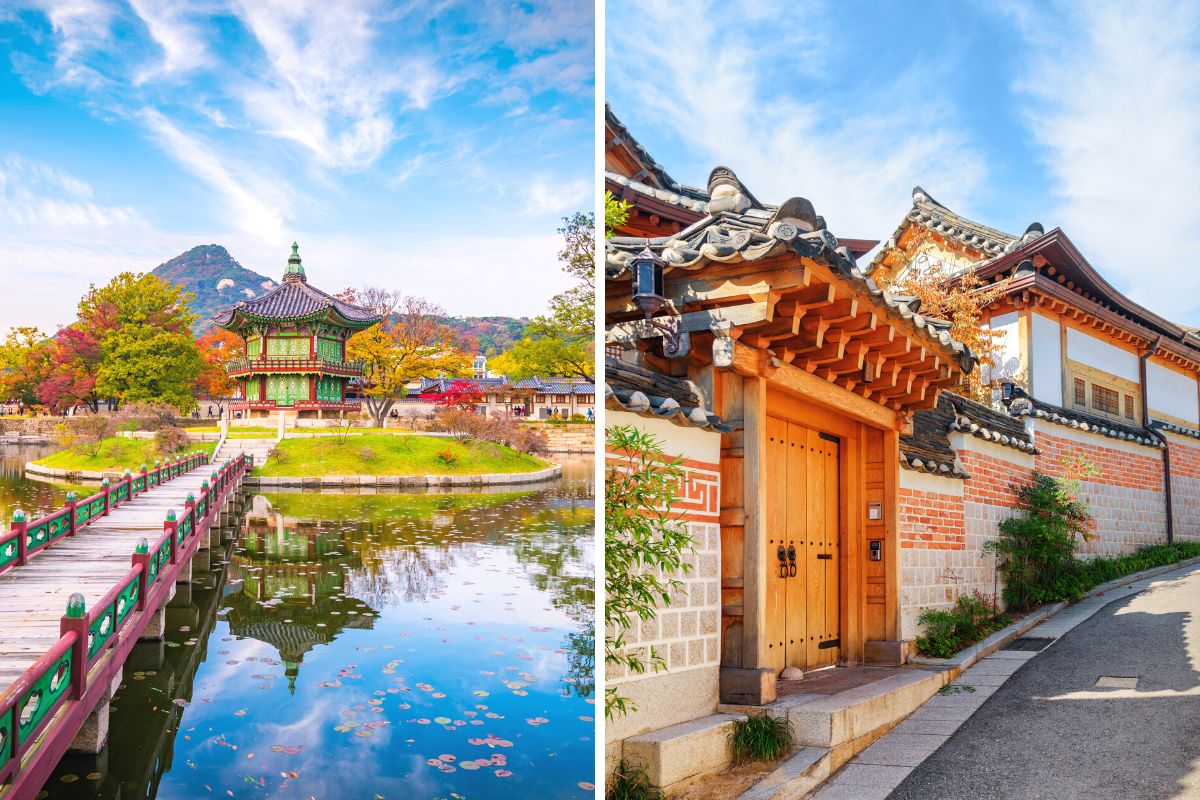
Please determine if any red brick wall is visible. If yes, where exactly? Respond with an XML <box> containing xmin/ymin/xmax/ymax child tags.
<box><xmin>899</xmin><ymin>487</ymin><xmax>965</xmax><ymax>550</ymax></box>
<box><xmin>960</xmin><ymin>448</ymin><xmax>1032</xmax><ymax>508</ymax></box>
<box><xmin>1034</xmin><ymin>430</ymin><xmax>1163</xmax><ymax>492</ymax></box>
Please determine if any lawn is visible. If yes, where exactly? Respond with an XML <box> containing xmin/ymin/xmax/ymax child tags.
<box><xmin>255</xmin><ymin>434</ymin><xmax>550</xmax><ymax>477</ymax></box>
<box><xmin>33</xmin><ymin>437</ymin><xmax>216</xmax><ymax>472</ymax></box>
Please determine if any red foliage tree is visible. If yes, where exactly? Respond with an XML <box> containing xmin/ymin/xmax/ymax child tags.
<box><xmin>432</xmin><ymin>380</ymin><xmax>484</xmax><ymax>410</ymax></box>
<box><xmin>37</xmin><ymin>326</ymin><xmax>101</xmax><ymax>412</ymax></box>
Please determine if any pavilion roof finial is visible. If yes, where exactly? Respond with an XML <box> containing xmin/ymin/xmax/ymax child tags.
<box><xmin>284</xmin><ymin>241</ymin><xmax>306</xmax><ymax>282</ymax></box>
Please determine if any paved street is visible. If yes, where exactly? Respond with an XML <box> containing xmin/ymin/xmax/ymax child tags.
<box><xmin>888</xmin><ymin>565</ymin><xmax>1200</xmax><ymax>799</ymax></box>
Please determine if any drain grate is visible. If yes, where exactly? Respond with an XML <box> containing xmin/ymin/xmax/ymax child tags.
<box><xmin>1002</xmin><ymin>637</ymin><xmax>1055</xmax><ymax>652</ymax></box>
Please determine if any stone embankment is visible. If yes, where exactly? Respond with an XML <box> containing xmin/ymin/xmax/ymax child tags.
<box><xmin>0</xmin><ymin>417</ymin><xmax>85</xmax><ymax>444</ymax></box>
<box><xmin>532</xmin><ymin>423</ymin><xmax>594</xmax><ymax>453</ymax></box>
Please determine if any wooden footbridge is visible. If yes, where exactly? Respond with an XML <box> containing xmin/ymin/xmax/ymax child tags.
<box><xmin>0</xmin><ymin>447</ymin><xmax>251</xmax><ymax>799</ymax></box>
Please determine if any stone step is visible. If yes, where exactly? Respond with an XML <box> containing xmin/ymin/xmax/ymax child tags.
<box><xmin>738</xmin><ymin>747</ymin><xmax>831</xmax><ymax>800</ymax></box>
<box><xmin>623</xmin><ymin>713</ymin><xmax>746</xmax><ymax>792</ymax></box>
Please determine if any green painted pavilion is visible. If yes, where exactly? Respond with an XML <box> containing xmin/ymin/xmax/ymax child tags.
<box><xmin>212</xmin><ymin>243</ymin><xmax>381</xmax><ymax>422</ymax></box>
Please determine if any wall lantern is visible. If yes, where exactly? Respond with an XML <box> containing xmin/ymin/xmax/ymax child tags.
<box><xmin>629</xmin><ymin>244</ymin><xmax>683</xmax><ymax>356</ymax></box>
<box><xmin>1001</xmin><ymin>380</ymin><xmax>1015</xmax><ymax>403</ymax></box>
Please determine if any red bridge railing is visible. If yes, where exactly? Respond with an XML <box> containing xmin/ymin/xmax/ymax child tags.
<box><xmin>0</xmin><ymin>452</ymin><xmax>251</xmax><ymax>795</ymax></box>
<box><xmin>0</xmin><ymin>451</ymin><xmax>211</xmax><ymax>577</ymax></box>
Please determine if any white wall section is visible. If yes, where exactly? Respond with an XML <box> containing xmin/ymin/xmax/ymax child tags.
<box><xmin>1147</xmin><ymin>361</ymin><xmax>1199</xmax><ymax>424</ymax></box>
<box><xmin>1031</xmin><ymin>313</ymin><xmax>1063</xmax><ymax>405</ymax></box>
<box><xmin>1066</xmin><ymin>326</ymin><xmax>1139</xmax><ymax>382</ymax></box>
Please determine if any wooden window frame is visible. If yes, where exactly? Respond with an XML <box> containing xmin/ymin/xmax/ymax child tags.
<box><xmin>1066</xmin><ymin>359</ymin><xmax>1140</xmax><ymax>425</ymax></box>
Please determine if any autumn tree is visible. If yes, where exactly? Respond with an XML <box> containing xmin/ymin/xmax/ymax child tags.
<box><xmin>873</xmin><ymin>248</ymin><xmax>1004</xmax><ymax>403</ymax></box>
<box><xmin>38</xmin><ymin>326</ymin><xmax>101</xmax><ymax>412</ymax></box>
<box><xmin>76</xmin><ymin>273</ymin><xmax>202</xmax><ymax>412</ymax></box>
<box><xmin>0</xmin><ymin>327</ymin><xmax>52</xmax><ymax>407</ymax></box>
<box><xmin>432</xmin><ymin>379</ymin><xmax>484</xmax><ymax>410</ymax></box>
<box><xmin>195</xmin><ymin>328</ymin><xmax>245</xmax><ymax>401</ymax></box>
<box><xmin>505</xmin><ymin>211</ymin><xmax>595</xmax><ymax>381</ymax></box>
<box><xmin>345</xmin><ymin>289</ymin><xmax>471</xmax><ymax>426</ymax></box>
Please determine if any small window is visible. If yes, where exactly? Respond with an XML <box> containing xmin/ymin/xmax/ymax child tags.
<box><xmin>1124</xmin><ymin>395</ymin><xmax>1135</xmax><ymax>420</ymax></box>
<box><xmin>1074</xmin><ymin>378</ymin><xmax>1086</xmax><ymax>407</ymax></box>
<box><xmin>1092</xmin><ymin>384</ymin><xmax>1119</xmax><ymax>416</ymax></box>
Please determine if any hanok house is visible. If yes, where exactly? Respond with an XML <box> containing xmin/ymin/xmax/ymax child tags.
<box><xmin>870</xmin><ymin>187</ymin><xmax>1200</xmax><ymax>635</ymax></box>
<box><xmin>604</xmin><ymin>108</ymin><xmax>977</xmax><ymax>779</ymax></box>
<box><xmin>396</xmin><ymin>376</ymin><xmax>597</xmax><ymax>419</ymax></box>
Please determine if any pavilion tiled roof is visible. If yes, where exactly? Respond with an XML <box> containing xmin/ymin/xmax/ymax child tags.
<box><xmin>212</xmin><ymin>279</ymin><xmax>380</xmax><ymax>328</ymax></box>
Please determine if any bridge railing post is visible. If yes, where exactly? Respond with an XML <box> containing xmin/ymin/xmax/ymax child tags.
<box><xmin>103</xmin><ymin>477</ymin><xmax>113</xmax><ymax>515</ymax></box>
<box><xmin>164</xmin><ymin>511</ymin><xmax>178</xmax><ymax>564</ymax></box>
<box><xmin>61</xmin><ymin>593</ymin><xmax>88</xmax><ymax>699</ymax></box>
<box><xmin>185</xmin><ymin>494</ymin><xmax>196</xmax><ymax>541</ymax></box>
<box><xmin>65</xmin><ymin>492</ymin><xmax>77</xmax><ymax>537</ymax></box>
<box><xmin>154</xmin><ymin>460</ymin><xmax>162</xmax><ymax>486</ymax></box>
<box><xmin>11</xmin><ymin>510</ymin><xmax>27</xmax><ymax>566</ymax></box>
<box><xmin>140</xmin><ymin>465</ymin><xmax>148</xmax><ymax>495</ymax></box>
<box><xmin>132</xmin><ymin>540</ymin><xmax>150</xmax><ymax>611</ymax></box>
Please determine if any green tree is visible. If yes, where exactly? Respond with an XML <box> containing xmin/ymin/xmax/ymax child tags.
<box><xmin>605</xmin><ymin>190</ymin><xmax>631</xmax><ymax>236</ymax></box>
<box><xmin>0</xmin><ymin>326</ymin><xmax>51</xmax><ymax>406</ymax></box>
<box><xmin>605</xmin><ymin>425</ymin><xmax>694</xmax><ymax>718</ymax></box>
<box><xmin>508</xmin><ymin>211</ymin><xmax>595</xmax><ymax>380</ymax></box>
<box><xmin>79</xmin><ymin>272</ymin><xmax>201</xmax><ymax>412</ymax></box>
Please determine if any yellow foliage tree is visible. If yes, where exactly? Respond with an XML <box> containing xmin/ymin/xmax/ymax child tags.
<box><xmin>345</xmin><ymin>290</ymin><xmax>471</xmax><ymax>426</ymax></box>
<box><xmin>873</xmin><ymin>237</ymin><xmax>1006</xmax><ymax>403</ymax></box>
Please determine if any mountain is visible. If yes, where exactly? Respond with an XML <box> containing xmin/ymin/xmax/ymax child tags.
<box><xmin>151</xmin><ymin>244</ymin><xmax>276</xmax><ymax>332</ymax></box>
<box><xmin>151</xmin><ymin>245</ymin><xmax>531</xmax><ymax>348</ymax></box>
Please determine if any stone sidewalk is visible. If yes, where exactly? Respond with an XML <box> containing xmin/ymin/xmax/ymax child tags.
<box><xmin>808</xmin><ymin>564</ymin><xmax>1197</xmax><ymax>799</ymax></box>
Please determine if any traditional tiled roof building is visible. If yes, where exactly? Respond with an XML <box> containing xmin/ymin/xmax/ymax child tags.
<box><xmin>213</xmin><ymin>244</ymin><xmax>381</xmax><ymax>422</ymax></box>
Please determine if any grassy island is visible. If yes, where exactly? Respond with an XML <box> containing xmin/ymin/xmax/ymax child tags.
<box><xmin>33</xmin><ymin>437</ymin><xmax>216</xmax><ymax>472</ymax></box>
<box><xmin>255</xmin><ymin>434</ymin><xmax>549</xmax><ymax>477</ymax></box>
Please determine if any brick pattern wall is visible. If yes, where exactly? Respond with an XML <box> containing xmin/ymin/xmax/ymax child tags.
<box><xmin>606</xmin><ymin>521</ymin><xmax>721</xmax><ymax>682</ymax></box>
<box><xmin>1166</xmin><ymin>435</ymin><xmax>1200</xmax><ymax>542</ymax></box>
<box><xmin>1032</xmin><ymin>426</ymin><xmax>1166</xmax><ymax>556</ymax></box>
<box><xmin>899</xmin><ymin>487</ymin><xmax>965</xmax><ymax>550</ymax></box>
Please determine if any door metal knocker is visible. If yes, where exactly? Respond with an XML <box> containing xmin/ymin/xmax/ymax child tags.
<box><xmin>777</xmin><ymin>544</ymin><xmax>787</xmax><ymax>578</ymax></box>
<box><xmin>787</xmin><ymin>544</ymin><xmax>797</xmax><ymax>577</ymax></box>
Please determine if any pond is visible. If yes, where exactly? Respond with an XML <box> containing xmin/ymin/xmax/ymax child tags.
<box><xmin>0</xmin><ymin>443</ymin><xmax>85</xmax><ymax>522</ymax></box>
<box><xmin>30</xmin><ymin>454</ymin><xmax>596</xmax><ymax>799</ymax></box>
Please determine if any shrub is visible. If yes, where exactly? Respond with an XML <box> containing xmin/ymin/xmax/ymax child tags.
<box><xmin>358</xmin><ymin>446</ymin><xmax>377</xmax><ymax>462</ymax></box>
<box><xmin>985</xmin><ymin>469</ymin><xmax>1096</xmax><ymax>611</ymax></box>
<box><xmin>606</xmin><ymin>760</ymin><xmax>662</xmax><ymax>800</ymax></box>
<box><xmin>915</xmin><ymin>591</ymin><xmax>1011</xmax><ymax>658</ymax></box>
<box><xmin>269</xmin><ymin>446</ymin><xmax>289</xmax><ymax>464</ymax></box>
<box><xmin>728</xmin><ymin>713</ymin><xmax>794</xmax><ymax>765</ymax></box>
<box><xmin>116</xmin><ymin>402</ymin><xmax>179</xmax><ymax>432</ymax></box>
<box><xmin>74</xmin><ymin>414</ymin><xmax>115</xmax><ymax>457</ymax></box>
<box><xmin>154</xmin><ymin>425</ymin><xmax>191</xmax><ymax>458</ymax></box>
<box><xmin>435</xmin><ymin>447</ymin><xmax>458</xmax><ymax>465</ymax></box>
<box><xmin>1077</xmin><ymin>542</ymin><xmax>1200</xmax><ymax>591</ymax></box>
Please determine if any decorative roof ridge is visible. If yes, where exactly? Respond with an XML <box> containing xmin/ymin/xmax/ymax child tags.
<box><xmin>606</xmin><ymin>215</ymin><xmax>978</xmax><ymax>374</ymax></box>
<box><xmin>867</xmin><ymin>186</ymin><xmax>1039</xmax><ymax>276</ymax></box>
<box><xmin>941</xmin><ymin>391</ymin><xmax>1037</xmax><ymax>454</ymax></box>
<box><xmin>898</xmin><ymin>449</ymin><xmax>969</xmax><ymax>479</ymax></box>
<box><xmin>606</xmin><ymin>105</ymin><xmax>685</xmax><ymax>195</ymax></box>
<box><xmin>605</xmin><ymin>171</ymin><xmax>710</xmax><ymax>212</ymax></box>
<box><xmin>1008</xmin><ymin>397</ymin><xmax>1162</xmax><ymax>448</ymax></box>
<box><xmin>1149</xmin><ymin>418</ymin><xmax>1200</xmax><ymax>440</ymax></box>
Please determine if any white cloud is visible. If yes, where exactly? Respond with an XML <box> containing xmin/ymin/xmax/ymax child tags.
<box><xmin>216</xmin><ymin>278</ymin><xmax>233</xmax><ymax>290</ymax></box>
<box><xmin>606</xmin><ymin>0</ymin><xmax>985</xmax><ymax>240</ymax></box>
<box><xmin>522</xmin><ymin>175</ymin><xmax>590</xmax><ymax>217</ymax></box>
<box><xmin>139</xmin><ymin>107</ymin><xmax>290</xmax><ymax>242</ymax></box>
<box><xmin>0</xmin><ymin>154</ymin><xmax>144</xmax><ymax>228</ymax></box>
<box><xmin>1007</xmin><ymin>1</ymin><xmax>1200</xmax><ymax>322</ymax></box>
<box><xmin>127</xmin><ymin>0</ymin><xmax>209</xmax><ymax>83</ymax></box>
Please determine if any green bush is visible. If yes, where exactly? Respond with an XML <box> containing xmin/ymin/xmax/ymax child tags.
<box><xmin>606</xmin><ymin>760</ymin><xmax>663</xmax><ymax>800</ymax></box>
<box><xmin>728</xmin><ymin>713</ymin><xmax>794</xmax><ymax>765</ymax></box>
<box><xmin>358</xmin><ymin>446</ymin><xmax>377</xmax><ymax>462</ymax></box>
<box><xmin>915</xmin><ymin>591</ymin><xmax>1011</xmax><ymax>659</ymax></box>
<box><xmin>985</xmin><ymin>471</ymin><xmax>1094</xmax><ymax>610</ymax></box>
<box><xmin>435</xmin><ymin>447</ymin><xmax>458</xmax><ymax>465</ymax></box>
<box><xmin>1077</xmin><ymin>542</ymin><xmax>1200</xmax><ymax>592</ymax></box>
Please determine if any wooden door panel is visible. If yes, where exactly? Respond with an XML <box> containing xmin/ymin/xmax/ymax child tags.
<box><xmin>821</xmin><ymin>436</ymin><xmax>841</xmax><ymax>667</ymax></box>
<box><xmin>805</xmin><ymin>427</ymin><xmax>825</xmax><ymax>667</ymax></box>
<box><xmin>785</xmin><ymin>421</ymin><xmax>808</xmax><ymax>668</ymax></box>
<box><xmin>765</xmin><ymin>417</ymin><xmax>789</xmax><ymax>673</ymax></box>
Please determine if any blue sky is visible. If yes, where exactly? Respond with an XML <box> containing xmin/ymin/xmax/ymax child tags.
<box><xmin>607</xmin><ymin>0</ymin><xmax>1200</xmax><ymax>325</ymax></box>
<box><xmin>0</xmin><ymin>0</ymin><xmax>593</xmax><ymax>330</ymax></box>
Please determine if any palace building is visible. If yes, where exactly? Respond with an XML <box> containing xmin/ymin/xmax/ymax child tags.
<box><xmin>604</xmin><ymin>106</ymin><xmax>1200</xmax><ymax>789</ymax></box>
<box><xmin>212</xmin><ymin>244</ymin><xmax>382</xmax><ymax>425</ymax></box>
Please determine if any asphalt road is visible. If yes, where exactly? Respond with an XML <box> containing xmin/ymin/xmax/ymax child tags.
<box><xmin>891</xmin><ymin>568</ymin><xmax>1200</xmax><ymax>799</ymax></box>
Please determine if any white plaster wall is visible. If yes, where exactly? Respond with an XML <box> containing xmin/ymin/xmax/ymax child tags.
<box><xmin>1066</xmin><ymin>326</ymin><xmax>1139</xmax><ymax>382</ymax></box>
<box><xmin>1147</xmin><ymin>361</ymin><xmax>1199</xmax><ymax>424</ymax></box>
<box><xmin>608</xmin><ymin>409</ymin><xmax>721</xmax><ymax>464</ymax></box>
<box><xmin>986</xmin><ymin>312</ymin><xmax>1021</xmax><ymax>385</ymax></box>
<box><xmin>1030</xmin><ymin>312</ymin><xmax>1063</xmax><ymax>405</ymax></box>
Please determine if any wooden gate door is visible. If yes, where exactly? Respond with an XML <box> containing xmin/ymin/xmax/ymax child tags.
<box><xmin>766</xmin><ymin>417</ymin><xmax>841</xmax><ymax>673</ymax></box>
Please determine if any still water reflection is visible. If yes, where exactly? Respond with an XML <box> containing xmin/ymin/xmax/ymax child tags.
<box><xmin>40</xmin><ymin>458</ymin><xmax>595</xmax><ymax>799</ymax></box>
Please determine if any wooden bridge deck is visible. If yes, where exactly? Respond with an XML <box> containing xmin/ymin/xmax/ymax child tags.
<box><xmin>0</xmin><ymin>449</ymin><xmax>249</xmax><ymax>800</ymax></box>
<box><xmin>0</xmin><ymin>470</ymin><xmax>211</xmax><ymax>687</ymax></box>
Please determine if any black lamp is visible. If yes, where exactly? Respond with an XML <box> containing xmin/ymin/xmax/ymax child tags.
<box><xmin>628</xmin><ymin>244</ymin><xmax>682</xmax><ymax>355</ymax></box>
<box><xmin>630</xmin><ymin>245</ymin><xmax>666</xmax><ymax>317</ymax></box>
<box><xmin>1001</xmin><ymin>380</ymin><xmax>1015</xmax><ymax>404</ymax></box>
